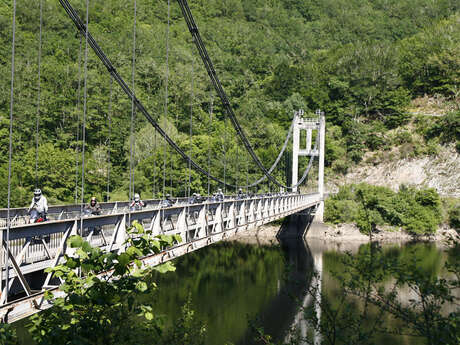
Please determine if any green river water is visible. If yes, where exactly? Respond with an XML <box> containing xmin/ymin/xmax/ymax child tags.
<box><xmin>15</xmin><ymin>236</ymin><xmax>458</xmax><ymax>345</ymax></box>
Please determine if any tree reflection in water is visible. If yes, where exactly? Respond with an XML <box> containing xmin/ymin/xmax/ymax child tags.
<box><xmin>150</xmin><ymin>236</ymin><xmax>455</xmax><ymax>345</ymax></box>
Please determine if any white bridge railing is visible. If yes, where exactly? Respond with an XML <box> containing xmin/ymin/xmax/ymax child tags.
<box><xmin>0</xmin><ymin>196</ymin><xmax>196</xmax><ymax>229</ymax></box>
<box><xmin>0</xmin><ymin>193</ymin><xmax>320</xmax><ymax>323</ymax></box>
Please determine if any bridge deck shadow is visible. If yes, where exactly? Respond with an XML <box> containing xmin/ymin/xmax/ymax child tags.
<box><xmin>276</xmin><ymin>209</ymin><xmax>315</xmax><ymax>240</ymax></box>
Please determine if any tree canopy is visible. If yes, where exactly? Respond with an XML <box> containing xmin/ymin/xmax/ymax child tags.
<box><xmin>0</xmin><ymin>0</ymin><xmax>458</xmax><ymax>207</ymax></box>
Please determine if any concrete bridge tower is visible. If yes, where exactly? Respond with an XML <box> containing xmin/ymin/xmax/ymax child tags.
<box><xmin>292</xmin><ymin>110</ymin><xmax>325</xmax><ymax>221</ymax></box>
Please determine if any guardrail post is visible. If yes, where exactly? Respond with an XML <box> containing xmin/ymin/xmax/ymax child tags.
<box><xmin>195</xmin><ymin>205</ymin><xmax>206</xmax><ymax>239</ymax></box>
<box><xmin>215</xmin><ymin>203</ymin><xmax>223</xmax><ymax>233</ymax></box>
<box><xmin>238</xmin><ymin>202</ymin><xmax>245</xmax><ymax>228</ymax></box>
<box><xmin>116</xmin><ymin>214</ymin><xmax>127</xmax><ymax>254</ymax></box>
<box><xmin>228</xmin><ymin>202</ymin><xmax>235</xmax><ymax>230</ymax></box>
<box><xmin>177</xmin><ymin>207</ymin><xmax>187</xmax><ymax>241</ymax></box>
<box><xmin>150</xmin><ymin>211</ymin><xmax>161</xmax><ymax>236</ymax></box>
<box><xmin>248</xmin><ymin>200</ymin><xmax>253</xmax><ymax>222</ymax></box>
<box><xmin>256</xmin><ymin>199</ymin><xmax>262</xmax><ymax>224</ymax></box>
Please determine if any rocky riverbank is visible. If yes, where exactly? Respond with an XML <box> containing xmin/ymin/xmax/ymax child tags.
<box><xmin>229</xmin><ymin>221</ymin><xmax>459</xmax><ymax>245</ymax></box>
<box><xmin>229</xmin><ymin>224</ymin><xmax>281</xmax><ymax>246</ymax></box>
<box><xmin>306</xmin><ymin>221</ymin><xmax>459</xmax><ymax>243</ymax></box>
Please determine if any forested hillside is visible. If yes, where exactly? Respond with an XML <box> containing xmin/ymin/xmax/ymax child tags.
<box><xmin>0</xmin><ymin>0</ymin><xmax>459</xmax><ymax>207</ymax></box>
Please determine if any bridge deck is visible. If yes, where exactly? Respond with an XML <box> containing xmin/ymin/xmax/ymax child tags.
<box><xmin>0</xmin><ymin>193</ymin><xmax>320</xmax><ymax>323</ymax></box>
<box><xmin>0</xmin><ymin>196</ymin><xmax>211</xmax><ymax>229</ymax></box>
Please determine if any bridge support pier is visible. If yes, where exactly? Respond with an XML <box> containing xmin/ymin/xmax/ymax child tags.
<box><xmin>277</xmin><ymin>210</ymin><xmax>315</xmax><ymax>239</ymax></box>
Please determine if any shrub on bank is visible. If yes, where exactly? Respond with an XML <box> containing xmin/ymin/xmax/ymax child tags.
<box><xmin>325</xmin><ymin>183</ymin><xmax>443</xmax><ymax>235</ymax></box>
<box><xmin>445</xmin><ymin>199</ymin><xmax>460</xmax><ymax>231</ymax></box>
<box><xmin>416</xmin><ymin>110</ymin><xmax>460</xmax><ymax>153</ymax></box>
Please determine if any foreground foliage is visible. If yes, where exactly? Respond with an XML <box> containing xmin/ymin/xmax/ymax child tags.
<box><xmin>325</xmin><ymin>183</ymin><xmax>444</xmax><ymax>235</ymax></box>
<box><xmin>0</xmin><ymin>221</ymin><xmax>206</xmax><ymax>345</ymax></box>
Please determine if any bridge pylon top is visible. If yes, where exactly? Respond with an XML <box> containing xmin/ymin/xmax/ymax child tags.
<box><xmin>294</xmin><ymin>109</ymin><xmax>323</xmax><ymax>129</ymax></box>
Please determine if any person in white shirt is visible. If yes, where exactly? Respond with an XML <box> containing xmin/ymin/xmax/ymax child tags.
<box><xmin>130</xmin><ymin>193</ymin><xmax>146</xmax><ymax>210</ymax></box>
<box><xmin>216</xmin><ymin>188</ymin><xmax>224</xmax><ymax>201</ymax></box>
<box><xmin>28</xmin><ymin>188</ymin><xmax>48</xmax><ymax>219</ymax></box>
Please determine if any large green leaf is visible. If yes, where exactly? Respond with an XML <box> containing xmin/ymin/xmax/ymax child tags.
<box><xmin>153</xmin><ymin>261</ymin><xmax>176</xmax><ymax>274</ymax></box>
<box><xmin>68</xmin><ymin>235</ymin><xmax>84</xmax><ymax>248</ymax></box>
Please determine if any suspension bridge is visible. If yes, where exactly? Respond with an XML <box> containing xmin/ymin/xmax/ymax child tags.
<box><xmin>1</xmin><ymin>0</ymin><xmax>326</xmax><ymax>323</ymax></box>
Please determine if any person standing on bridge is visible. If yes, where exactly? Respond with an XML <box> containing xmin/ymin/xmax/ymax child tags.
<box><xmin>161</xmin><ymin>194</ymin><xmax>174</xmax><ymax>208</ymax></box>
<box><xmin>130</xmin><ymin>193</ymin><xmax>146</xmax><ymax>210</ymax></box>
<box><xmin>28</xmin><ymin>188</ymin><xmax>48</xmax><ymax>221</ymax></box>
<box><xmin>85</xmin><ymin>196</ymin><xmax>101</xmax><ymax>215</ymax></box>
<box><xmin>216</xmin><ymin>188</ymin><xmax>224</xmax><ymax>202</ymax></box>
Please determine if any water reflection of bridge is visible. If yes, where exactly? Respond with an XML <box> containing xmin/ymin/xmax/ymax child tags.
<box><xmin>236</xmin><ymin>216</ymin><xmax>323</xmax><ymax>345</ymax></box>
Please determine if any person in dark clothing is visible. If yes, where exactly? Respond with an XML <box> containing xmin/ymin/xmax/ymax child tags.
<box><xmin>85</xmin><ymin>196</ymin><xmax>101</xmax><ymax>215</ymax></box>
<box><xmin>161</xmin><ymin>194</ymin><xmax>175</xmax><ymax>208</ymax></box>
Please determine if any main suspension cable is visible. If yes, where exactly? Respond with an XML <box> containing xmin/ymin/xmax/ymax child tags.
<box><xmin>58</xmin><ymin>0</ymin><xmax>305</xmax><ymax>190</ymax></box>
<box><xmin>176</xmin><ymin>0</ymin><xmax>297</xmax><ymax>189</ymax></box>
<box><xmin>59</xmin><ymin>0</ymin><xmax>232</xmax><ymax>189</ymax></box>
<box><xmin>239</xmin><ymin>118</ymin><xmax>294</xmax><ymax>188</ymax></box>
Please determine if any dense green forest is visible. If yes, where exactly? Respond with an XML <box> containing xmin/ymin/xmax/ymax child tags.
<box><xmin>0</xmin><ymin>0</ymin><xmax>459</xmax><ymax>207</ymax></box>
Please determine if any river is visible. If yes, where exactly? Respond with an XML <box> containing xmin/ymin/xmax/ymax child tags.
<box><xmin>149</xmin><ymin>235</ymin><xmax>457</xmax><ymax>345</ymax></box>
<box><xmin>14</xmin><ymin>229</ymin><xmax>458</xmax><ymax>344</ymax></box>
